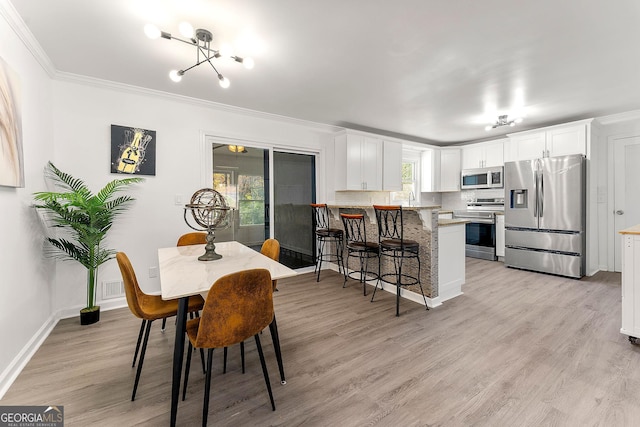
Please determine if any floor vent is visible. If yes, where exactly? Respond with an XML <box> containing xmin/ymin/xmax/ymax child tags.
<box><xmin>102</xmin><ymin>280</ymin><xmax>125</xmax><ymax>299</ymax></box>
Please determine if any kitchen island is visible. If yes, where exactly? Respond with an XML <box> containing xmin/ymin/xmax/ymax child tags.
<box><xmin>327</xmin><ymin>205</ymin><xmax>467</xmax><ymax>307</ymax></box>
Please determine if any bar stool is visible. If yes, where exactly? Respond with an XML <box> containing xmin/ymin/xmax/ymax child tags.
<box><xmin>340</xmin><ymin>213</ymin><xmax>379</xmax><ymax>296</ymax></box>
<box><xmin>372</xmin><ymin>205</ymin><xmax>429</xmax><ymax>317</ymax></box>
<box><xmin>310</xmin><ymin>203</ymin><xmax>344</xmax><ymax>282</ymax></box>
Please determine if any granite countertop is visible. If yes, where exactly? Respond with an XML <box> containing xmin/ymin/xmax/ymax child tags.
<box><xmin>438</xmin><ymin>218</ymin><xmax>469</xmax><ymax>227</ymax></box>
<box><xmin>620</xmin><ymin>224</ymin><xmax>640</xmax><ymax>235</ymax></box>
<box><xmin>328</xmin><ymin>204</ymin><xmax>442</xmax><ymax>210</ymax></box>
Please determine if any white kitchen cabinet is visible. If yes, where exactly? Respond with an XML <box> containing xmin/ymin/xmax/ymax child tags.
<box><xmin>439</xmin><ymin>148</ymin><xmax>461</xmax><ymax>192</ymax></box>
<box><xmin>334</xmin><ymin>131</ymin><xmax>383</xmax><ymax>191</ymax></box>
<box><xmin>620</xmin><ymin>229</ymin><xmax>640</xmax><ymax>343</ymax></box>
<box><xmin>438</xmin><ymin>222</ymin><xmax>466</xmax><ymax>301</ymax></box>
<box><xmin>382</xmin><ymin>140</ymin><xmax>402</xmax><ymax>191</ymax></box>
<box><xmin>461</xmin><ymin>139</ymin><xmax>505</xmax><ymax>169</ymax></box>
<box><xmin>422</xmin><ymin>148</ymin><xmax>460</xmax><ymax>192</ymax></box>
<box><xmin>505</xmin><ymin>120</ymin><xmax>591</xmax><ymax>162</ymax></box>
<box><xmin>421</xmin><ymin>148</ymin><xmax>439</xmax><ymax>192</ymax></box>
<box><xmin>496</xmin><ymin>214</ymin><xmax>505</xmax><ymax>259</ymax></box>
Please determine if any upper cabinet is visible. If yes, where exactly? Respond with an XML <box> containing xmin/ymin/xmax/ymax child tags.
<box><xmin>335</xmin><ymin>131</ymin><xmax>383</xmax><ymax>191</ymax></box>
<box><xmin>421</xmin><ymin>147</ymin><xmax>461</xmax><ymax>192</ymax></box>
<box><xmin>440</xmin><ymin>148</ymin><xmax>461</xmax><ymax>192</ymax></box>
<box><xmin>461</xmin><ymin>139</ymin><xmax>505</xmax><ymax>169</ymax></box>
<box><xmin>505</xmin><ymin>119</ymin><xmax>593</xmax><ymax>162</ymax></box>
<box><xmin>382</xmin><ymin>140</ymin><xmax>402</xmax><ymax>191</ymax></box>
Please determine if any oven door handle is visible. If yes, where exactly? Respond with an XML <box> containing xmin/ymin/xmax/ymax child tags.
<box><xmin>459</xmin><ymin>218</ymin><xmax>495</xmax><ymax>224</ymax></box>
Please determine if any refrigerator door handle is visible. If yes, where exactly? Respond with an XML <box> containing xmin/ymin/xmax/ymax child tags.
<box><xmin>533</xmin><ymin>172</ymin><xmax>537</xmax><ymax>217</ymax></box>
<box><xmin>539</xmin><ymin>172</ymin><xmax>544</xmax><ymax>217</ymax></box>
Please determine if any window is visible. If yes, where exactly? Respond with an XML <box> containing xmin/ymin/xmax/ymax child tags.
<box><xmin>391</xmin><ymin>161</ymin><xmax>418</xmax><ymax>205</ymax></box>
<box><xmin>213</xmin><ymin>171</ymin><xmax>265</xmax><ymax>226</ymax></box>
<box><xmin>238</xmin><ymin>174</ymin><xmax>265</xmax><ymax>226</ymax></box>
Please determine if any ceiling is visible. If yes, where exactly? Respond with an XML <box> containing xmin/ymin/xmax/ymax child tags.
<box><xmin>9</xmin><ymin>0</ymin><xmax>640</xmax><ymax>145</ymax></box>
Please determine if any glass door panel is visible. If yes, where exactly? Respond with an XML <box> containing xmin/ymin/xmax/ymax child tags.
<box><xmin>273</xmin><ymin>151</ymin><xmax>315</xmax><ymax>268</ymax></box>
<box><xmin>212</xmin><ymin>143</ymin><xmax>269</xmax><ymax>250</ymax></box>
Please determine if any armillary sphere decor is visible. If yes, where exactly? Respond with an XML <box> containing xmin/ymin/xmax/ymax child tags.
<box><xmin>144</xmin><ymin>22</ymin><xmax>254</xmax><ymax>89</ymax></box>
<box><xmin>184</xmin><ymin>188</ymin><xmax>231</xmax><ymax>261</ymax></box>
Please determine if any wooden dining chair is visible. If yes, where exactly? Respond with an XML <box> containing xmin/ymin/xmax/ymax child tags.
<box><xmin>182</xmin><ymin>269</ymin><xmax>276</xmax><ymax>426</ymax></box>
<box><xmin>176</xmin><ymin>232</ymin><xmax>207</xmax><ymax>247</ymax></box>
<box><xmin>116</xmin><ymin>252</ymin><xmax>205</xmax><ymax>401</ymax></box>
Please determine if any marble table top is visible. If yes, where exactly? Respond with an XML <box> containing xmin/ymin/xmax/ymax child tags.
<box><xmin>158</xmin><ymin>241</ymin><xmax>298</xmax><ymax>300</ymax></box>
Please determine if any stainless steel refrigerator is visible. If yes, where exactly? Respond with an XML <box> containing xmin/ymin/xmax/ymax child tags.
<box><xmin>504</xmin><ymin>154</ymin><xmax>585</xmax><ymax>278</ymax></box>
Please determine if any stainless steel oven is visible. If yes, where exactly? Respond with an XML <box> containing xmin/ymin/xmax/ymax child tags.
<box><xmin>453</xmin><ymin>198</ymin><xmax>504</xmax><ymax>260</ymax></box>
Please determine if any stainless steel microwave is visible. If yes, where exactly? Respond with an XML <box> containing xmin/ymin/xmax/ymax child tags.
<box><xmin>461</xmin><ymin>166</ymin><xmax>504</xmax><ymax>190</ymax></box>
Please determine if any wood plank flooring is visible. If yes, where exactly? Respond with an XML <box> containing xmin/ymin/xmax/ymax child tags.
<box><xmin>3</xmin><ymin>259</ymin><xmax>640</xmax><ymax>426</ymax></box>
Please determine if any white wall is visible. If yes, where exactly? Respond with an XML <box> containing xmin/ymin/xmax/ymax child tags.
<box><xmin>50</xmin><ymin>79</ymin><xmax>335</xmax><ymax>314</ymax></box>
<box><xmin>0</xmin><ymin>1</ymin><xmax>55</xmax><ymax>397</ymax></box>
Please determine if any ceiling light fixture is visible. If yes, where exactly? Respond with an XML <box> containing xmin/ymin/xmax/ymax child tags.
<box><xmin>228</xmin><ymin>145</ymin><xmax>247</xmax><ymax>153</ymax></box>
<box><xmin>144</xmin><ymin>22</ymin><xmax>254</xmax><ymax>89</ymax></box>
<box><xmin>485</xmin><ymin>115</ymin><xmax>523</xmax><ymax>131</ymax></box>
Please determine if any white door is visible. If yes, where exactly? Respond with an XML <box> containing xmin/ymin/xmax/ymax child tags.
<box><xmin>614</xmin><ymin>136</ymin><xmax>640</xmax><ymax>271</ymax></box>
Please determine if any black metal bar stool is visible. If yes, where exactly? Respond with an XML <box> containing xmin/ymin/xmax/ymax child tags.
<box><xmin>372</xmin><ymin>205</ymin><xmax>429</xmax><ymax>316</ymax></box>
<box><xmin>310</xmin><ymin>203</ymin><xmax>344</xmax><ymax>281</ymax></box>
<box><xmin>340</xmin><ymin>213</ymin><xmax>380</xmax><ymax>295</ymax></box>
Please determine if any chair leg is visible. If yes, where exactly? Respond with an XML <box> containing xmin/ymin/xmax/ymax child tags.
<box><xmin>203</xmin><ymin>348</ymin><xmax>214</xmax><ymax>427</ymax></box>
<box><xmin>254</xmin><ymin>334</ymin><xmax>276</xmax><ymax>411</ymax></box>
<box><xmin>223</xmin><ymin>347</ymin><xmax>228</xmax><ymax>374</ymax></box>
<box><xmin>416</xmin><ymin>256</ymin><xmax>429</xmax><ymax>310</ymax></box>
<box><xmin>241</xmin><ymin>341</ymin><xmax>246</xmax><ymax>374</ymax></box>
<box><xmin>316</xmin><ymin>238</ymin><xmax>325</xmax><ymax>282</ymax></box>
<box><xmin>132</xmin><ymin>319</ymin><xmax>153</xmax><ymax>401</ymax></box>
<box><xmin>200</xmin><ymin>348</ymin><xmax>206</xmax><ymax>374</ymax></box>
<box><xmin>182</xmin><ymin>342</ymin><xmax>193</xmax><ymax>401</ymax></box>
<box><xmin>371</xmin><ymin>253</ymin><xmax>383</xmax><ymax>302</ymax></box>
<box><xmin>132</xmin><ymin>319</ymin><xmax>146</xmax><ymax>368</ymax></box>
<box><xmin>269</xmin><ymin>315</ymin><xmax>286</xmax><ymax>384</ymax></box>
<box><xmin>342</xmin><ymin>251</ymin><xmax>349</xmax><ymax>288</ymax></box>
<box><xmin>161</xmin><ymin>318</ymin><xmax>167</xmax><ymax>332</ymax></box>
<box><xmin>396</xmin><ymin>253</ymin><xmax>403</xmax><ymax>317</ymax></box>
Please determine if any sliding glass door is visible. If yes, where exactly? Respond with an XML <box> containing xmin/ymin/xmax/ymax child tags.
<box><xmin>209</xmin><ymin>139</ymin><xmax>316</xmax><ymax>268</ymax></box>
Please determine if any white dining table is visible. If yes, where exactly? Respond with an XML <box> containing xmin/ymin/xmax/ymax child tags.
<box><xmin>158</xmin><ymin>241</ymin><xmax>297</xmax><ymax>427</ymax></box>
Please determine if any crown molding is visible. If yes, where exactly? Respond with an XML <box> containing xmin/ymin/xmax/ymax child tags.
<box><xmin>596</xmin><ymin>109</ymin><xmax>640</xmax><ymax>125</ymax></box>
<box><xmin>54</xmin><ymin>71</ymin><xmax>343</xmax><ymax>135</ymax></box>
<box><xmin>0</xmin><ymin>0</ymin><xmax>56</xmax><ymax>77</ymax></box>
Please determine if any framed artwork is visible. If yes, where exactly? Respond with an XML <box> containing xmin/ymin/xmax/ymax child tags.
<box><xmin>0</xmin><ymin>56</ymin><xmax>24</xmax><ymax>187</ymax></box>
<box><xmin>110</xmin><ymin>124</ymin><xmax>156</xmax><ymax>176</ymax></box>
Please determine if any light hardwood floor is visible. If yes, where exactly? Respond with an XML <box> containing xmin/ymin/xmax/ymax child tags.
<box><xmin>3</xmin><ymin>259</ymin><xmax>639</xmax><ymax>426</ymax></box>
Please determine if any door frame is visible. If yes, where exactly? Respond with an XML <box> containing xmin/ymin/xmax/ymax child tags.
<box><xmin>607</xmin><ymin>132</ymin><xmax>640</xmax><ymax>271</ymax></box>
<box><xmin>200</xmin><ymin>131</ymin><xmax>321</xmax><ymax>239</ymax></box>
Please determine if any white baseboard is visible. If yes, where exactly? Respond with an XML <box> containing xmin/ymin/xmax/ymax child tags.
<box><xmin>57</xmin><ymin>297</ymin><xmax>128</xmax><ymax>320</ymax></box>
<box><xmin>0</xmin><ymin>314</ymin><xmax>58</xmax><ymax>399</ymax></box>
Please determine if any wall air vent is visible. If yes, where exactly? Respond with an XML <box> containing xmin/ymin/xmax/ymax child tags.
<box><xmin>102</xmin><ymin>280</ymin><xmax>125</xmax><ymax>300</ymax></box>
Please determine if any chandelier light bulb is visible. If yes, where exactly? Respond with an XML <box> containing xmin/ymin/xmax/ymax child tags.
<box><xmin>485</xmin><ymin>125</ymin><xmax>493</xmax><ymax>131</ymax></box>
<box><xmin>219</xmin><ymin>43</ymin><xmax>234</xmax><ymax>57</ymax></box>
<box><xmin>178</xmin><ymin>22</ymin><xmax>194</xmax><ymax>38</ymax></box>
<box><xmin>218</xmin><ymin>74</ymin><xmax>230</xmax><ymax>88</ymax></box>
<box><xmin>169</xmin><ymin>70</ymin><xmax>183</xmax><ymax>82</ymax></box>
<box><xmin>144</xmin><ymin>24</ymin><xmax>161</xmax><ymax>39</ymax></box>
<box><xmin>514</xmin><ymin>117</ymin><xmax>524</xmax><ymax>124</ymax></box>
<box><xmin>243</xmin><ymin>57</ymin><xmax>255</xmax><ymax>70</ymax></box>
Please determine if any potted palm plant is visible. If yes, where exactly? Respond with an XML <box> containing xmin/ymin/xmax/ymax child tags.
<box><xmin>34</xmin><ymin>161</ymin><xmax>144</xmax><ymax>325</ymax></box>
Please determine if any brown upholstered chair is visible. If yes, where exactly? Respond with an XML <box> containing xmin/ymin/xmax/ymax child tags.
<box><xmin>176</xmin><ymin>232</ymin><xmax>208</xmax><ymax>246</ymax></box>
<box><xmin>182</xmin><ymin>269</ymin><xmax>276</xmax><ymax>426</ymax></box>
<box><xmin>222</xmin><ymin>239</ymin><xmax>287</xmax><ymax>385</ymax></box>
<box><xmin>116</xmin><ymin>252</ymin><xmax>205</xmax><ymax>401</ymax></box>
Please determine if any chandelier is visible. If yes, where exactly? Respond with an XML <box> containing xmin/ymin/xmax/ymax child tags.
<box><xmin>144</xmin><ymin>22</ymin><xmax>254</xmax><ymax>89</ymax></box>
<box><xmin>485</xmin><ymin>115</ymin><xmax>523</xmax><ymax>131</ymax></box>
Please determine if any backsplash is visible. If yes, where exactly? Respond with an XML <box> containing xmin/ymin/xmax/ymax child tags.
<box><xmin>333</xmin><ymin>191</ymin><xmax>390</xmax><ymax>205</ymax></box>
<box><xmin>441</xmin><ymin>188</ymin><xmax>506</xmax><ymax>210</ymax></box>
